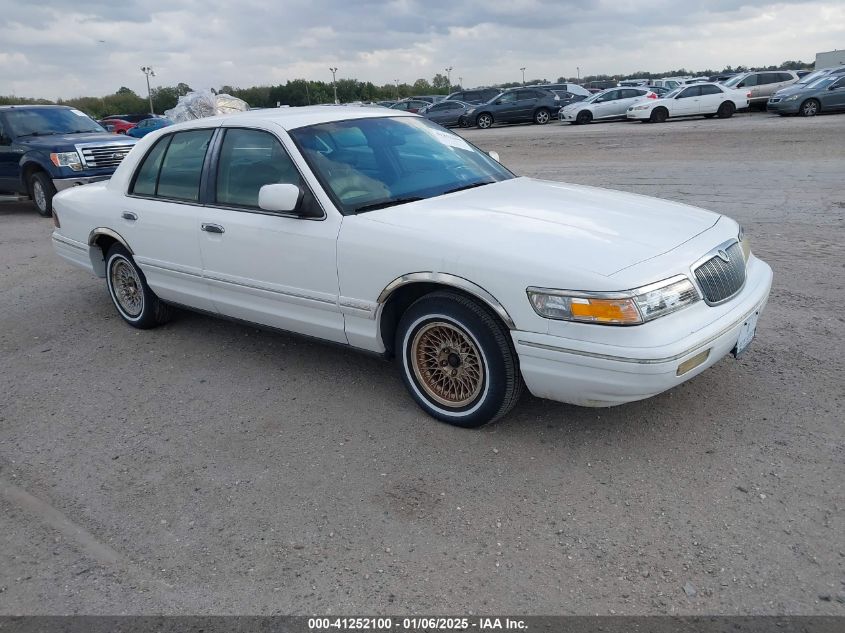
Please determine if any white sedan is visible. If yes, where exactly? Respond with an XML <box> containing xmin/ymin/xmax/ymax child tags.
<box><xmin>626</xmin><ymin>83</ymin><xmax>750</xmax><ymax>122</ymax></box>
<box><xmin>51</xmin><ymin>107</ymin><xmax>772</xmax><ymax>427</ymax></box>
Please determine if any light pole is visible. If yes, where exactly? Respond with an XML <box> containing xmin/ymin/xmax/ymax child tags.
<box><xmin>394</xmin><ymin>79</ymin><xmax>399</xmax><ymax>100</ymax></box>
<box><xmin>329</xmin><ymin>67</ymin><xmax>338</xmax><ymax>104</ymax></box>
<box><xmin>577</xmin><ymin>66</ymin><xmax>580</xmax><ymax>83</ymax></box>
<box><xmin>140</xmin><ymin>66</ymin><xmax>155</xmax><ymax>114</ymax></box>
<box><xmin>445</xmin><ymin>66</ymin><xmax>453</xmax><ymax>94</ymax></box>
<box><xmin>520</xmin><ymin>67</ymin><xmax>526</xmax><ymax>85</ymax></box>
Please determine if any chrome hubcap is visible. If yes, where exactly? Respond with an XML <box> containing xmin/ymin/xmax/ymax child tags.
<box><xmin>411</xmin><ymin>322</ymin><xmax>484</xmax><ymax>408</ymax></box>
<box><xmin>33</xmin><ymin>181</ymin><xmax>46</xmax><ymax>211</ymax></box>
<box><xmin>110</xmin><ymin>258</ymin><xmax>143</xmax><ymax>317</ymax></box>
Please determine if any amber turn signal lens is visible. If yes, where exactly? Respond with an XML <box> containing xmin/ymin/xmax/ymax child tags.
<box><xmin>677</xmin><ymin>349</ymin><xmax>710</xmax><ymax>376</ymax></box>
<box><xmin>569</xmin><ymin>297</ymin><xmax>642</xmax><ymax>324</ymax></box>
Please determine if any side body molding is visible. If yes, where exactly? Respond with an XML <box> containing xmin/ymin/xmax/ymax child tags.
<box><xmin>377</xmin><ymin>272</ymin><xmax>516</xmax><ymax>330</ymax></box>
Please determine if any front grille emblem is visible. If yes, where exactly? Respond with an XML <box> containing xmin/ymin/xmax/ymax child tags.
<box><xmin>717</xmin><ymin>249</ymin><xmax>730</xmax><ymax>262</ymax></box>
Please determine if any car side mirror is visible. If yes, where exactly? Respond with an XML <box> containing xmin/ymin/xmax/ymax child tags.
<box><xmin>258</xmin><ymin>183</ymin><xmax>303</xmax><ymax>214</ymax></box>
<box><xmin>488</xmin><ymin>151</ymin><xmax>500</xmax><ymax>162</ymax></box>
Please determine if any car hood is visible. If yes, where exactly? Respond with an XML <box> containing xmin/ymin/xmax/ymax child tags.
<box><xmin>773</xmin><ymin>84</ymin><xmax>817</xmax><ymax>98</ymax></box>
<box><xmin>16</xmin><ymin>132</ymin><xmax>136</xmax><ymax>148</ymax></box>
<box><xmin>360</xmin><ymin>178</ymin><xmax>720</xmax><ymax>277</ymax></box>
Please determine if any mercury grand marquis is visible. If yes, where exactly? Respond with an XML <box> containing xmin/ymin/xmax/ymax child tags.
<box><xmin>51</xmin><ymin>106</ymin><xmax>772</xmax><ymax>427</ymax></box>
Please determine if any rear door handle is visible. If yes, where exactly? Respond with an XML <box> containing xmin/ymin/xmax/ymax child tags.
<box><xmin>201</xmin><ymin>223</ymin><xmax>225</xmax><ymax>234</ymax></box>
<box><xmin>121</xmin><ymin>211</ymin><xmax>137</xmax><ymax>221</ymax></box>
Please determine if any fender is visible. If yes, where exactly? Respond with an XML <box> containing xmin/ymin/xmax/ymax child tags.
<box><xmin>88</xmin><ymin>227</ymin><xmax>134</xmax><ymax>254</ymax></box>
<box><xmin>19</xmin><ymin>152</ymin><xmax>59</xmax><ymax>191</ymax></box>
<box><xmin>377</xmin><ymin>272</ymin><xmax>515</xmax><ymax>329</ymax></box>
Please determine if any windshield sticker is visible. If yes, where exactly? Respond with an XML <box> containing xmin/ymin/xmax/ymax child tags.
<box><xmin>425</xmin><ymin>127</ymin><xmax>472</xmax><ymax>151</ymax></box>
<box><xmin>70</xmin><ymin>109</ymin><xmax>88</xmax><ymax>117</ymax></box>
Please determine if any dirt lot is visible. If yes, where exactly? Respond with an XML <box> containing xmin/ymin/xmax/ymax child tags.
<box><xmin>1</xmin><ymin>110</ymin><xmax>843</xmax><ymax>615</ymax></box>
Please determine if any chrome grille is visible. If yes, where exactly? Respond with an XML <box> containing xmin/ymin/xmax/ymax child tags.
<box><xmin>694</xmin><ymin>242</ymin><xmax>746</xmax><ymax>305</ymax></box>
<box><xmin>79</xmin><ymin>144</ymin><xmax>133</xmax><ymax>168</ymax></box>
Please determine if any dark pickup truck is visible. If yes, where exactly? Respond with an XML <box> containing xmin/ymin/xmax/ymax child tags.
<box><xmin>0</xmin><ymin>105</ymin><xmax>136</xmax><ymax>216</ymax></box>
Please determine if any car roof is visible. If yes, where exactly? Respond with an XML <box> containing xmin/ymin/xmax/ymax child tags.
<box><xmin>0</xmin><ymin>104</ymin><xmax>71</xmax><ymax>110</ymax></box>
<box><xmin>166</xmin><ymin>105</ymin><xmax>417</xmax><ymax>131</ymax></box>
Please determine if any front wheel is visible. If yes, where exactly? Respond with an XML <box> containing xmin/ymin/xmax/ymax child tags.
<box><xmin>105</xmin><ymin>244</ymin><xmax>173</xmax><ymax>329</ymax></box>
<box><xmin>575</xmin><ymin>110</ymin><xmax>592</xmax><ymax>125</ymax></box>
<box><xmin>717</xmin><ymin>102</ymin><xmax>735</xmax><ymax>118</ymax></box>
<box><xmin>396</xmin><ymin>291</ymin><xmax>522</xmax><ymax>428</ymax></box>
<box><xmin>476</xmin><ymin>113</ymin><xmax>493</xmax><ymax>129</ymax></box>
<box><xmin>533</xmin><ymin>108</ymin><xmax>551</xmax><ymax>125</ymax></box>
<box><xmin>799</xmin><ymin>99</ymin><xmax>819</xmax><ymax>117</ymax></box>
<box><xmin>649</xmin><ymin>108</ymin><xmax>668</xmax><ymax>123</ymax></box>
<box><xmin>29</xmin><ymin>171</ymin><xmax>56</xmax><ymax>218</ymax></box>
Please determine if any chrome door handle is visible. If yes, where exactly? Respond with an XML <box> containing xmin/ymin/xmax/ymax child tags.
<box><xmin>121</xmin><ymin>211</ymin><xmax>137</xmax><ymax>221</ymax></box>
<box><xmin>201</xmin><ymin>223</ymin><xmax>225</xmax><ymax>234</ymax></box>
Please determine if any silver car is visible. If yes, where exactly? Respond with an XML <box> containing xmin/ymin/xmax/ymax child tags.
<box><xmin>559</xmin><ymin>87</ymin><xmax>655</xmax><ymax>124</ymax></box>
<box><xmin>722</xmin><ymin>71</ymin><xmax>798</xmax><ymax>105</ymax></box>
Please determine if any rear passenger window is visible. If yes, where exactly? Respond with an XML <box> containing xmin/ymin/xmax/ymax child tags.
<box><xmin>155</xmin><ymin>130</ymin><xmax>213</xmax><ymax>201</ymax></box>
<box><xmin>131</xmin><ymin>136</ymin><xmax>171</xmax><ymax>196</ymax></box>
<box><xmin>215</xmin><ymin>128</ymin><xmax>301</xmax><ymax>209</ymax></box>
<box><xmin>700</xmin><ymin>84</ymin><xmax>722</xmax><ymax>95</ymax></box>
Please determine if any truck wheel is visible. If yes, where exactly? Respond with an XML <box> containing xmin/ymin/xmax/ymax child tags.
<box><xmin>30</xmin><ymin>172</ymin><xmax>56</xmax><ymax>218</ymax></box>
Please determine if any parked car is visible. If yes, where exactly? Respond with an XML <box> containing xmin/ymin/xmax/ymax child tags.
<box><xmin>0</xmin><ymin>105</ymin><xmax>135</xmax><ymax>216</ymax></box>
<box><xmin>645</xmin><ymin>85</ymin><xmax>673</xmax><ymax>97</ymax></box>
<box><xmin>559</xmin><ymin>87</ymin><xmax>655</xmax><ymax>124</ymax></box>
<box><xmin>410</xmin><ymin>95</ymin><xmax>446</xmax><ymax>104</ymax></box>
<box><xmin>766</xmin><ymin>73</ymin><xmax>845</xmax><ymax>116</ymax></box>
<box><xmin>376</xmin><ymin>100</ymin><xmax>398</xmax><ymax>107</ymax></box>
<box><xmin>421</xmin><ymin>100</ymin><xmax>472</xmax><ymax>127</ymax></box>
<box><xmin>102</xmin><ymin>113</ymin><xmax>155</xmax><ymax>124</ymax></box>
<box><xmin>389</xmin><ymin>99</ymin><xmax>430</xmax><ymax>113</ymax></box>
<box><xmin>126</xmin><ymin>117</ymin><xmax>173</xmax><ymax>137</ymax></box>
<box><xmin>626</xmin><ymin>83</ymin><xmax>750</xmax><ymax>122</ymax></box>
<box><xmin>466</xmin><ymin>88</ymin><xmax>562</xmax><ymax>128</ymax></box>
<box><xmin>51</xmin><ymin>106</ymin><xmax>771</xmax><ymax>427</ymax></box>
<box><xmin>527</xmin><ymin>83</ymin><xmax>591</xmax><ymax>98</ymax></box>
<box><xmin>97</xmin><ymin>118</ymin><xmax>136</xmax><ymax>134</ymax></box>
<box><xmin>721</xmin><ymin>71</ymin><xmax>799</xmax><ymax>106</ymax></box>
<box><xmin>445</xmin><ymin>88</ymin><xmax>501</xmax><ymax>105</ymax></box>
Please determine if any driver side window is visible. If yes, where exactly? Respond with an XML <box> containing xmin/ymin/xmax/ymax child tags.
<box><xmin>215</xmin><ymin>128</ymin><xmax>302</xmax><ymax>209</ymax></box>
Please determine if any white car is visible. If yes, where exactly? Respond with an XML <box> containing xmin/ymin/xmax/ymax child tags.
<box><xmin>560</xmin><ymin>87</ymin><xmax>656</xmax><ymax>124</ymax></box>
<box><xmin>626</xmin><ymin>83</ymin><xmax>750</xmax><ymax>122</ymax></box>
<box><xmin>51</xmin><ymin>107</ymin><xmax>772</xmax><ymax>428</ymax></box>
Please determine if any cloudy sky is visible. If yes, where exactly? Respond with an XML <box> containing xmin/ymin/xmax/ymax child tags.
<box><xmin>2</xmin><ymin>0</ymin><xmax>843</xmax><ymax>98</ymax></box>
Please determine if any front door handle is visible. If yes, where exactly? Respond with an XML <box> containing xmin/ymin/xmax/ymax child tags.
<box><xmin>201</xmin><ymin>223</ymin><xmax>225</xmax><ymax>234</ymax></box>
<box><xmin>121</xmin><ymin>211</ymin><xmax>137</xmax><ymax>221</ymax></box>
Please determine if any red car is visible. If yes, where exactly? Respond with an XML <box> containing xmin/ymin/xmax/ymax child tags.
<box><xmin>98</xmin><ymin>118</ymin><xmax>136</xmax><ymax>134</ymax></box>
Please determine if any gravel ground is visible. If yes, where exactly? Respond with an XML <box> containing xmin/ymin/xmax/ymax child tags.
<box><xmin>0</xmin><ymin>110</ymin><xmax>843</xmax><ymax>615</ymax></box>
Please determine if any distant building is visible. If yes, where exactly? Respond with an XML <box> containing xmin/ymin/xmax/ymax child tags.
<box><xmin>815</xmin><ymin>49</ymin><xmax>845</xmax><ymax>68</ymax></box>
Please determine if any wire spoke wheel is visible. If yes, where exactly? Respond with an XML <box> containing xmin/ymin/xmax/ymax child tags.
<box><xmin>110</xmin><ymin>258</ymin><xmax>144</xmax><ymax>317</ymax></box>
<box><xmin>411</xmin><ymin>321</ymin><xmax>485</xmax><ymax>408</ymax></box>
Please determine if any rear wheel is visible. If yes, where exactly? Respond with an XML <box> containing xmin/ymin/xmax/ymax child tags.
<box><xmin>649</xmin><ymin>108</ymin><xmax>668</xmax><ymax>123</ymax></box>
<box><xmin>476</xmin><ymin>113</ymin><xmax>493</xmax><ymax>129</ymax></box>
<box><xmin>799</xmin><ymin>99</ymin><xmax>820</xmax><ymax>117</ymax></box>
<box><xmin>575</xmin><ymin>110</ymin><xmax>592</xmax><ymax>125</ymax></box>
<box><xmin>105</xmin><ymin>244</ymin><xmax>173</xmax><ymax>329</ymax></box>
<box><xmin>396</xmin><ymin>291</ymin><xmax>522</xmax><ymax>428</ymax></box>
<box><xmin>29</xmin><ymin>171</ymin><xmax>56</xmax><ymax>218</ymax></box>
<box><xmin>717</xmin><ymin>102</ymin><xmax>735</xmax><ymax>118</ymax></box>
<box><xmin>533</xmin><ymin>108</ymin><xmax>551</xmax><ymax>125</ymax></box>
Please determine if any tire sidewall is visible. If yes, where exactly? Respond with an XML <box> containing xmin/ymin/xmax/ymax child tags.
<box><xmin>30</xmin><ymin>173</ymin><xmax>54</xmax><ymax>217</ymax></box>
<box><xmin>397</xmin><ymin>298</ymin><xmax>511</xmax><ymax>427</ymax></box>
<box><xmin>105</xmin><ymin>245</ymin><xmax>159</xmax><ymax>327</ymax></box>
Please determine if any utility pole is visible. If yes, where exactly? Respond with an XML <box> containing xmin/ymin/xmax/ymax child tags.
<box><xmin>459</xmin><ymin>76</ymin><xmax>463</xmax><ymax>89</ymax></box>
<box><xmin>520</xmin><ymin>67</ymin><xmax>526</xmax><ymax>86</ymax></box>
<box><xmin>577</xmin><ymin>66</ymin><xmax>581</xmax><ymax>83</ymax></box>
<box><xmin>445</xmin><ymin>66</ymin><xmax>453</xmax><ymax>94</ymax></box>
<box><xmin>394</xmin><ymin>79</ymin><xmax>399</xmax><ymax>100</ymax></box>
<box><xmin>329</xmin><ymin>67</ymin><xmax>338</xmax><ymax>104</ymax></box>
<box><xmin>140</xmin><ymin>66</ymin><xmax>155</xmax><ymax>113</ymax></box>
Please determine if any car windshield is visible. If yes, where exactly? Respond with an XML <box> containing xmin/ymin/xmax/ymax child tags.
<box><xmin>796</xmin><ymin>70</ymin><xmax>829</xmax><ymax>85</ymax></box>
<box><xmin>4</xmin><ymin>108</ymin><xmax>104</xmax><ymax>137</ymax></box>
<box><xmin>806</xmin><ymin>76</ymin><xmax>838</xmax><ymax>89</ymax></box>
<box><xmin>289</xmin><ymin>116</ymin><xmax>514</xmax><ymax>214</ymax></box>
<box><xmin>723</xmin><ymin>75</ymin><xmax>745</xmax><ymax>87</ymax></box>
<box><xmin>663</xmin><ymin>88</ymin><xmax>683</xmax><ymax>98</ymax></box>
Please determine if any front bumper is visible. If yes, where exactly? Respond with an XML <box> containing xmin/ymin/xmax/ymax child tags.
<box><xmin>53</xmin><ymin>175</ymin><xmax>111</xmax><ymax>192</ymax></box>
<box><xmin>766</xmin><ymin>98</ymin><xmax>801</xmax><ymax>114</ymax></box>
<box><xmin>513</xmin><ymin>256</ymin><xmax>773</xmax><ymax>407</ymax></box>
<box><xmin>626</xmin><ymin>108</ymin><xmax>651</xmax><ymax>120</ymax></box>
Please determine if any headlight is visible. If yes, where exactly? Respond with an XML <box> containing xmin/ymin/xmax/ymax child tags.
<box><xmin>466</xmin><ymin>108</ymin><xmax>476</xmax><ymax>114</ymax></box>
<box><xmin>738</xmin><ymin>225</ymin><xmax>751</xmax><ymax>262</ymax></box>
<box><xmin>527</xmin><ymin>276</ymin><xmax>700</xmax><ymax>325</ymax></box>
<box><xmin>784</xmin><ymin>94</ymin><xmax>800</xmax><ymax>102</ymax></box>
<box><xmin>632</xmin><ymin>104</ymin><xmax>651</xmax><ymax>110</ymax></box>
<box><xmin>50</xmin><ymin>151</ymin><xmax>83</xmax><ymax>171</ymax></box>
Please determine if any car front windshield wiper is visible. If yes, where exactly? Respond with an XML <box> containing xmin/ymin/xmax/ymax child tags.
<box><xmin>353</xmin><ymin>196</ymin><xmax>424</xmax><ymax>214</ymax></box>
<box><xmin>442</xmin><ymin>181</ymin><xmax>494</xmax><ymax>195</ymax></box>
<box><xmin>16</xmin><ymin>131</ymin><xmax>63</xmax><ymax>138</ymax></box>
